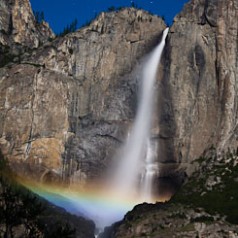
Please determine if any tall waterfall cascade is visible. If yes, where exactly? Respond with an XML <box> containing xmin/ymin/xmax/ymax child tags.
<box><xmin>111</xmin><ymin>28</ymin><xmax>169</xmax><ymax>202</ymax></box>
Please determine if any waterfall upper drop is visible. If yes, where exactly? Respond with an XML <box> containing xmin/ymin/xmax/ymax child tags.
<box><xmin>111</xmin><ymin>28</ymin><xmax>169</xmax><ymax>201</ymax></box>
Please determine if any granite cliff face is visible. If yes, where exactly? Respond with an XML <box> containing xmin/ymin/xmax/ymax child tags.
<box><xmin>0</xmin><ymin>4</ymin><xmax>166</xmax><ymax>182</ymax></box>
<box><xmin>0</xmin><ymin>0</ymin><xmax>237</xmax><ymax>237</ymax></box>
<box><xmin>0</xmin><ymin>0</ymin><xmax>54</xmax><ymax>67</ymax></box>
<box><xmin>158</xmin><ymin>0</ymin><xmax>238</xmax><ymax>168</ymax></box>
<box><xmin>0</xmin><ymin>0</ymin><xmax>54</xmax><ymax>47</ymax></box>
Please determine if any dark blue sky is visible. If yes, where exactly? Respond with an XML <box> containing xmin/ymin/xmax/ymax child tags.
<box><xmin>29</xmin><ymin>0</ymin><xmax>189</xmax><ymax>34</ymax></box>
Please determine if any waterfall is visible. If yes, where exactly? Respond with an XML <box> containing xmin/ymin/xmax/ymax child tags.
<box><xmin>140</xmin><ymin>139</ymin><xmax>159</xmax><ymax>202</ymax></box>
<box><xmin>23</xmin><ymin>28</ymin><xmax>170</xmax><ymax>235</ymax></box>
<box><xmin>111</xmin><ymin>28</ymin><xmax>169</xmax><ymax>201</ymax></box>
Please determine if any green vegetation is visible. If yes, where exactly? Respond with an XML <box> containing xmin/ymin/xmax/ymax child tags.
<box><xmin>58</xmin><ymin>19</ymin><xmax>78</xmax><ymax>37</ymax></box>
<box><xmin>80</xmin><ymin>20</ymin><xmax>92</xmax><ymax>28</ymax></box>
<box><xmin>131</xmin><ymin>2</ymin><xmax>138</xmax><ymax>8</ymax></box>
<box><xmin>0</xmin><ymin>43</ymin><xmax>36</xmax><ymax>68</ymax></box>
<box><xmin>33</xmin><ymin>11</ymin><xmax>45</xmax><ymax>24</ymax></box>
<box><xmin>108</xmin><ymin>6</ymin><xmax>116</xmax><ymax>12</ymax></box>
<box><xmin>168</xmin><ymin>211</ymin><xmax>186</xmax><ymax>219</ymax></box>
<box><xmin>107</xmin><ymin>6</ymin><xmax>124</xmax><ymax>12</ymax></box>
<box><xmin>191</xmin><ymin>215</ymin><xmax>214</xmax><ymax>223</ymax></box>
<box><xmin>0</xmin><ymin>45</ymin><xmax>18</xmax><ymax>67</ymax></box>
<box><xmin>172</xmin><ymin>148</ymin><xmax>238</xmax><ymax>224</ymax></box>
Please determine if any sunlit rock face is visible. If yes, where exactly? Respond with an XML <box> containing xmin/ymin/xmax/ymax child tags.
<box><xmin>0</xmin><ymin>0</ymin><xmax>54</xmax><ymax>69</ymax></box>
<box><xmin>0</xmin><ymin>4</ymin><xmax>166</xmax><ymax>182</ymax></box>
<box><xmin>0</xmin><ymin>65</ymin><xmax>76</xmax><ymax>180</ymax></box>
<box><xmin>158</xmin><ymin>0</ymin><xmax>238</xmax><ymax>168</ymax></box>
<box><xmin>0</xmin><ymin>0</ymin><xmax>54</xmax><ymax>47</ymax></box>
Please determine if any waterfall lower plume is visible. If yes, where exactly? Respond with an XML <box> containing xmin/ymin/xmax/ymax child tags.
<box><xmin>111</xmin><ymin>28</ymin><xmax>169</xmax><ymax>201</ymax></box>
<box><xmin>140</xmin><ymin>139</ymin><xmax>159</xmax><ymax>202</ymax></box>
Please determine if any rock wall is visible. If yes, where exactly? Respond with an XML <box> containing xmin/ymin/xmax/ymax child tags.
<box><xmin>0</xmin><ymin>0</ymin><xmax>54</xmax><ymax>47</ymax></box>
<box><xmin>0</xmin><ymin>0</ymin><xmax>54</xmax><ymax>68</ymax></box>
<box><xmin>0</xmin><ymin>65</ymin><xmax>76</xmax><ymax>180</ymax></box>
<box><xmin>0</xmin><ymin>5</ymin><xmax>166</xmax><ymax>182</ymax></box>
<box><xmin>158</xmin><ymin>0</ymin><xmax>238</xmax><ymax>169</ymax></box>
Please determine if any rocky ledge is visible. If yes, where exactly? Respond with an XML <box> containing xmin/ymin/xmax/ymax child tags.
<box><xmin>100</xmin><ymin>148</ymin><xmax>238</xmax><ymax>238</ymax></box>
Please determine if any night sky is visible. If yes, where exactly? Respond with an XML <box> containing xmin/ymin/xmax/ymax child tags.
<box><xmin>29</xmin><ymin>0</ymin><xmax>189</xmax><ymax>34</ymax></box>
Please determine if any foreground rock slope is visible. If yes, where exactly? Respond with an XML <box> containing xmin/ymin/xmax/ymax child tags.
<box><xmin>100</xmin><ymin>148</ymin><xmax>238</xmax><ymax>238</ymax></box>
<box><xmin>0</xmin><ymin>152</ymin><xmax>95</xmax><ymax>238</ymax></box>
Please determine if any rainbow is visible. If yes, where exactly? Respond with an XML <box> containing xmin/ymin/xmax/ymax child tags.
<box><xmin>18</xmin><ymin>178</ymin><xmax>166</xmax><ymax>229</ymax></box>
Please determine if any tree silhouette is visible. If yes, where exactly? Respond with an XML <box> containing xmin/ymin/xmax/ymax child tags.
<box><xmin>34</xmin><ymin>11</ymin><xmax>45</xmax><ymax>24</ymax></box>
<box><xmin>131</xmin><ymin>1</ymin><xmax>138</xmax><ymax>8</ymax></box>
<box><xmin>59</xmin><ymin>19</ymin><xmax>78</xmax><ymax>37</ymax></box>
<box><xmin>108</xmin><ymin>6</ymin><xmax>116</xmax><ymax>11</ymax></box>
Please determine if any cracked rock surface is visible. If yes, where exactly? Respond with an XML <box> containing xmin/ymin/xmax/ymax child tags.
<box><xmin>0</xmin><ymin>5</ymin><xmax>166</xmax><ymax>182</ymax></box>
<box><xmin>0</xmin><ymin>0</ymin><xmax>54</xmax><ymax>48</ymax></box>
<box><xmin>157</xmin><ymin>0</ymin><xmax>238</xmax><ymax>166</ymax></box>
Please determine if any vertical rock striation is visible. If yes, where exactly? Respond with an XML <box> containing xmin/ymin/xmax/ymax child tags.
<box><xmin>0</xmin><ymin>0</ymin><xmax>54</xmax><ymax>68</ymax></box>
<box><xmin>0</xmin><ymin>0</ymin><xmax>54</xmax><ymax>47</ymax></box>
<box><xmin>158</xmin><ymin>0</ymin><xmax>238</xmax><ymax>170</ymax></box>
<box><xmin>0</xmin><ymin>4</ymin><xmax>166</xmax><ymax>182</ymax></box>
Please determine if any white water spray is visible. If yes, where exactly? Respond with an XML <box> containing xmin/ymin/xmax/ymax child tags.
<box><xmin>140</xmin><ymin>140</ymin><xmax>159</xmax><ymax>202</ymax></box>
<box><xmin>111</xmin><ymin>28</ymin><xmax>169</xmax><ymax>201</ymax></box>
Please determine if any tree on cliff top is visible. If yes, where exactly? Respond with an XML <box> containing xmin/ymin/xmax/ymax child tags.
<box><xmin>58</xmin><ymin>19</ymin><xmax>78</xmax><ymax>37</ymax></box>
<box><xmin>34</xmin><ymin>11</ymin><xmax>45</xmax><ymax>24</ymax></box>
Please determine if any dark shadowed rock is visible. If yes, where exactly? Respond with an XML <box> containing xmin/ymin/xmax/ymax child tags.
<box><xmin>99</xmin><ymin>149</ymin><xmax>238</xmax><ymax>238</ymax></box>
